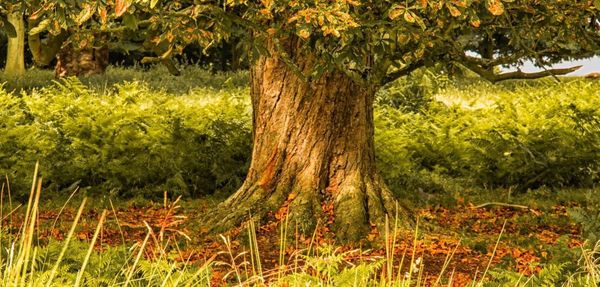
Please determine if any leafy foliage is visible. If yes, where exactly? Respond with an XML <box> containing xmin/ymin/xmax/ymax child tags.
<box><xmin>376</xmin><ymin>67</ymin><xmax>451</xmax><ymax>112</ymax></box>
<box><xmin>3</xmin><ymin>70</ymin><xmax>600</xmax><ymax>198</ymax></box>
<box><xmin>484</xmin><ymin>263</ymin><xmax>568</xmax><ymax>286</ymax></box>
<box><xmin>569</xmin><ymin>190</ymin><xmax>600</xmax><ymax>246</ymax></box>
<box><xmin>0</xmin><ymin>74</ymin><xmax>251</xmax><ymax>198</ymax></box>
<box><xmin>0</xmin><ymin>229</ymin><xmax>212</xmax><ymax>287</ymax></box>
<box><xmin>0</xmin><ymin>65</ymin><xmax>249</xmax><ymax>93</ymax></box>
<box><xmin>23</xmin><ymin>0</ymin><xmax>600</xmax><ymax>85</ymax></box>
<box><xmin>278</xmin><ymin>246</ymin><xmax>383</xmax><ymax>286</ymax></box>
<box><xmin>376</xmin><ymin>78</ymin><xmax>600</xmax><ymax>191</ymax></box>
<box><xmin>483</xmin><ymin>241</ymin><xmax>600</xmax><ymax>287</ymax></box>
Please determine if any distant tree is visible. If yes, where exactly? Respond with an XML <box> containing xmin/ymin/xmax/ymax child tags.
<box><xmin>1</xmin><ymin>1</ymin><xmax>108</xmax><ymax>76</ymax></box>
<box><xmin>36</xmin><ymin>0</ymin><xmax>600</xmax><ymax>240</ymax></box>
<box><xmin>27</xmin><ymin>20</ymin><xmax>68</xmax><ymax>68</ymax></box>
<box><xmin>1</xmin><ymin>2</ymin><xmax>25</xmax><ymax>76</ymax></box>
<box><xmin>28</xmin><ymin>1</ymin><xmax>200</xmax><ymax>76</ymax></box>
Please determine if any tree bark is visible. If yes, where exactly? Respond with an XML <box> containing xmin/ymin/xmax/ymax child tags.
<box><xmin>4</xmin><ymin>12</ymin><xmax>25</xmax><ymax>76</ymax></box>
<box><xmin>207</xmin><ymin>41</ymin><xmax>408</xmax><ymax>241</ymax></box>
<box><xmin>55</xmin><ymin>40</ymin><xmax>109</xmax><ymax>78</ymax></box>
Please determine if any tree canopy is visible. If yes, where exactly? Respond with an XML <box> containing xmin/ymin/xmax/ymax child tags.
<box><xmin>0</xmin><ymin>0</ymin><xmax>596</xmax><ymax>82</ymax></box>
<box><xmin>21</xmin><ymin>0</ymin><xmax>599</xmax><ymax>83</ymax></box>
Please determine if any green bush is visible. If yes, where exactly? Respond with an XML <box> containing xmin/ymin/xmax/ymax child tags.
<box><xmin>0</xmin><ymin>78</ymin><xmax>251</xmax><ymax>198</ymax></box>
<box><xmin>376</xmin><ymin>67</ymin><xmax>451</xmax><ymax>112</ymax></box>
<box><xmin>568</xmin><ymin>189</ymin><xmax>600</xmax><ymax>246</ymax></box>
<box><xmin>376</xmin><ymin>79</ymin><xmax>600</xmax><ymax>191</ymax></box>
<box><xmin>0</xmin><ymin>65</ymin><xmax>249</xmax><ymax>93</ymax></box>
<box><xmin>2</xmin><ymin>69</ymin><xmax>600</xmax><ymax>199</ymax></box>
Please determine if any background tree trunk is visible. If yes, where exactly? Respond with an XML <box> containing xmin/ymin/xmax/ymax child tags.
<box><xmin>208</xmin><ymin>41</ymin><xmax>409</xmax><ymax>241</ymax></box>
<box><xmin>4</xmin><ymin>12</ymin><xmax>25</xmax><ymax>76</ymax></box>
<box><xmin>55</xmin><ymin>42</ymin><xmax>109</xmax><ymax>78</ymax></box>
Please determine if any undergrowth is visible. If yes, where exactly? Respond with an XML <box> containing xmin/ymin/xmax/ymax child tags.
<box><xmin>0</xmin><ymin>65</ymin><xmax>249</xmax><ymax>93</ymax></box>
<box><xmin>0</xmin><ymin>167</ymin><xmax>213</xmax><ymax>287</ymax></box>
<box><xmin>2</xmin><ymin>70</ymin><xmax>600</xmax><ymax>199</ymax></box>
<box><xmin>0</xmin><ymin>78</ymin><xmax>251</xmax><ymax>199</ymax></box>
<box><xmin>376</xmin><ymin>79</ymin><xmax>600</xmax><ymax>192</ymax></box>
<box><xmin>1</xmin><ymin>170</ymin><xmax>598</xmax><ymax>286</ymax></box>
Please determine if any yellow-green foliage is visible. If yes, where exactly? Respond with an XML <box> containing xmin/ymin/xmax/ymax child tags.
<box><xmin>0</xmin><ymin>65</ymin><xmax>249</xmax><ymax>93</ymax></box>
<box><xmin>2</xmin><ymin>70</ymin><xmax>600</xmax><ymax>199</ymax></box>
<box><xmin>0</xmin><ymin>77</ymin><xmax>252</xmax><ymax>198</ymax></box>
<box><xmin>482</xmin><ymin>240</ymin><xmax>600</xmax><ymax>287</ymax></box>
<box><xmin>376</xmin><ymin>79</ymin><xmax>600</xmax><ymax>191</ymax></box>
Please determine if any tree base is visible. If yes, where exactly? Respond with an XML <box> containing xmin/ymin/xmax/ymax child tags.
<box><xmin>205</xmin><ymin>175</ymin><xmax>412</xmax><ymax>242</ymax></box>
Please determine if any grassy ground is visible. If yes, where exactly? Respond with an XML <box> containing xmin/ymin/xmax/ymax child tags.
<box><xmin>0</xmin><ymin>67</ymin><xmax>599</xmax><ymax>286</ymax></box>
<box><xmin>2</xmin><ymin>179</ymin><xmax>597</xmax><ymax>286</ymax></box>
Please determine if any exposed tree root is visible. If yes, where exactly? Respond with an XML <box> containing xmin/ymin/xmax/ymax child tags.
<box><xmin>205</xmin><ymin>174</ymin><xmax>412</xmax><ymax>242</ymax></box>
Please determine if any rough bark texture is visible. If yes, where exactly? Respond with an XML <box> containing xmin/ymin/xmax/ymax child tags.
<box><xmin>54</xmin><ymin>42</ymin><xmax>109</xmax><ymax>78</ymax></box>
<box><xmin>207</xmin><ymin>39</ymin><xmax>408</xmax><ymax>241</ymax></box>
<box><xmin>4</xmin><ymin>12</ymin><xmax>25</xmax><ymax>76</ymax></box>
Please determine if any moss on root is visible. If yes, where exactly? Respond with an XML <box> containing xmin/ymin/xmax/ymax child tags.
<box><xmin>204</xmin><ymin>178</ymin><xmax>413</xmax><ymax>242</ymax></box>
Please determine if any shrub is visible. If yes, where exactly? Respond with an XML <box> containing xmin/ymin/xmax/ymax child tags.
<box><xmin>0</xmin><ymin>78</ymin><xmax>251</xmax><ymax>198</ymax></box>
<box><xmin>375</xmin><ymin>79</ymin><xmax>600</xmax><ymax>191</ymax></box>
<box><xmin>2</xmin><ymin>70</ymin><xmax>600</xmax><ymax>199</ymax></box>
<box><xmin>0</xmin><ymin>65</ymin><xmax>249</xmax><ymax>93</ymax></box>
<box><xmin>376</xmin><ymin>67</ymin><xmax>451</xmax><ymax>112</ymax></box>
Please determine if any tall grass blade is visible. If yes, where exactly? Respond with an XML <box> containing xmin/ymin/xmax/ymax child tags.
<box><xmin>74</xmin><ymin>209</ymin><xmax>108</xmax><ymax>287</ymax></box>
<box><xmin>45</xmin><ymin>197</ymin><xmax>87</xmax><ymax>287</ymax></box>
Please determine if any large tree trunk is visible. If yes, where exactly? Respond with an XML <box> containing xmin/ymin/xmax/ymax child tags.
<box><xmin>4</xmin><ymin>12</ymin><xmax>25</xmax><ymax>76</ymax></box>
<box><xmin>208</xmin><ymin>42</ymin><xmax>407</xmax><ymax>241</ymax></box>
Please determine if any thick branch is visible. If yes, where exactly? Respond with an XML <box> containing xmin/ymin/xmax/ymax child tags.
<box><xmin>382</xmin><ymin>60</ymin><xmax>425</xmax><ymax>84</ymax></box>
<box><xmin>463</xmin><ymin>61</ymin><xmax>581</xmax><ymax>83</ymax></box>
<box><xmin>28</xmin><ymin>29</ymin><xmax>67</xmax><ymax>67</ymax></box>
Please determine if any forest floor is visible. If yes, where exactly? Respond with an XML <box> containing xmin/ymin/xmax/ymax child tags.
<box><xmin>2</xmin><ymin>186</ymin><xmax>592</xmax><ymax>286</ymax></box>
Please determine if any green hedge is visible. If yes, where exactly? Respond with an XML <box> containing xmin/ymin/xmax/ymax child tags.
<box><xmin>376</xmin><ymin>79</ymin><xmax>600</xmax><ymax>191</ymax></box>
<box><xmin>2</xmin><ymin>70</ymin><xmax>600</xmax><ymax>198</ymax></box>
<box><xmin>0</xmin><ymin>79</ymin><xmax>252</xmax><ymax>198</ymax></box>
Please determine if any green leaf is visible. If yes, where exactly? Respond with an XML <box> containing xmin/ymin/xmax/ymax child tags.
<box><xmin>150</xmin><ymin>0</ymin><xmax>160</xmax><ymax>9</ymax></box>
<box><xmin>595</xmin><ymin>0</ymin><xmax>600</xmax><ymax>10</ymax></box>
<box><xmin>122</xmin><ymin>14</ymin><xmax>138</xmax><ymax>30</ymax></box>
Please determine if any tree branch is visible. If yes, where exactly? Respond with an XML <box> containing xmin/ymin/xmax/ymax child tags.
<box><xmin>474</xmin><ymin>202</ymin><xmax>529</xmax><ymax>209</ymax></box>
<box><xmin>382</xmin><ymin>60</ymin><xmax>425</xmax><ymax>84</ymax></box>
<box><xmin>462</xmin><ymin>60</ymin><xmax>581</xmax><ymax>83</ymax></box>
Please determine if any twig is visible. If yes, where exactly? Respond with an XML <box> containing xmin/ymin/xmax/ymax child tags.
<box><xmin>474</xmin><ymin>202</ymin><xmax>529</xmax><ymax>209</ymax></box>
